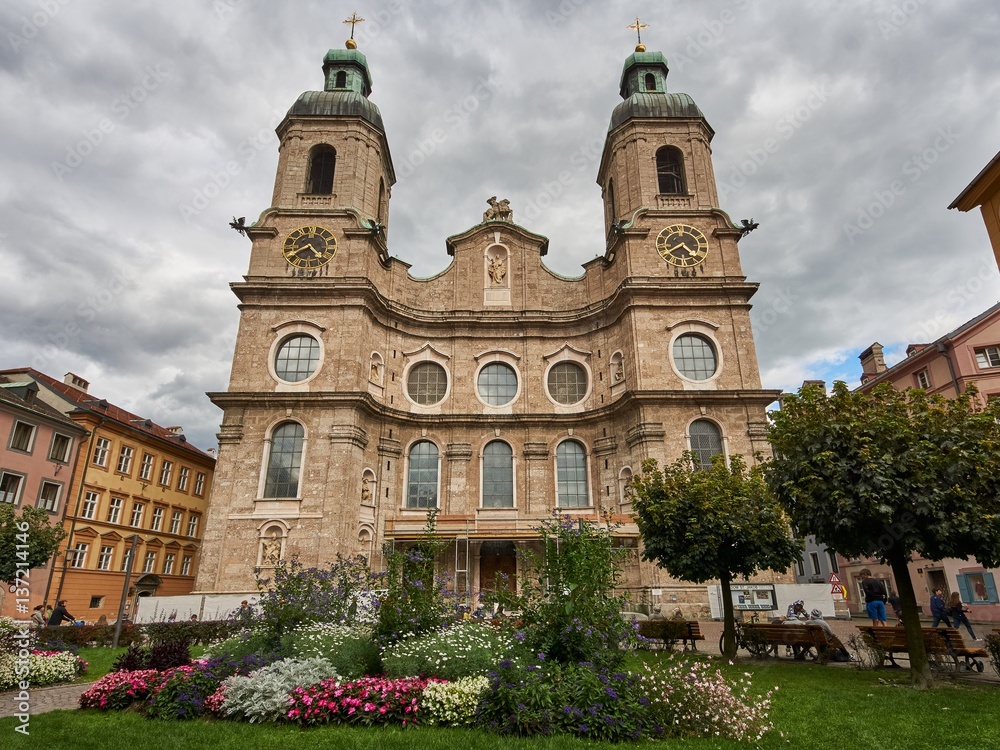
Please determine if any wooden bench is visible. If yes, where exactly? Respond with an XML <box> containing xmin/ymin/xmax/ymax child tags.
<box><xmin>637</xmin><ymin>619</ymin><xmax>705</xmax><ymax>651</ymax></box>
<box><xmin>857</xmin><ymin>626</ymin><xmax>989</xmax><ymax>673</ymax></box>
<box><xmin>739</xmin><ymin>623</ymin><xmax>835</xmax><ymax>660</ymax></box>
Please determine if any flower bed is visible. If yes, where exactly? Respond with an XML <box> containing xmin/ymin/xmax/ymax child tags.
<box><xmin>0</xmin><ymin>649</ymin><xmax>88</xmax><ymax>690</ymax></box>
<box><xmin>287</xmin><ymin>675</ymin><xmax>434</xmax><ymax>726</ymax></box>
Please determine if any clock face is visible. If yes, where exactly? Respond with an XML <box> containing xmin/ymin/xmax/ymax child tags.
<box><xmin>656</xmin><ymin>224</ymin><xmax>709</xmax><ymax>267</ymax></box>
<box><xmin>282</xmin><ymin>226</ymin><xmax>337</xmax><ymax>269</ymax></box>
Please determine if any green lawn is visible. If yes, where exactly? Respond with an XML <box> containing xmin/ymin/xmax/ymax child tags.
<box><xmin>5</xmin><ymin>657</ymin><xmax>999</xmax><ymax>749</ymax></box>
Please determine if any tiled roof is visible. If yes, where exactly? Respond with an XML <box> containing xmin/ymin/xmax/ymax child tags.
<box><xmin>0</xmin><ymin>377</ymin><xmax>86</xmax><ymax>432</ymax></box>
<box><xmin>857</xmin><ymin>300</ymin><xmax>1000</xmax><ymax>390</ymax></box>
<box><xmin>0</xmin><ymin>368</ymin><xmax>215</xmax><ymax>462</ymax></box>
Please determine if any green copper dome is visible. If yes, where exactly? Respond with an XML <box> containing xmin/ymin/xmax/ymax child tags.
<box><xmin>283</xmin><ymin>47</ymin><xmax>385</xmax><ymax>132</ymax></box>
<box><xmin>609</xmin><ymin>50</ymin><xmax>711</xmax><ymax>133</ymax></box>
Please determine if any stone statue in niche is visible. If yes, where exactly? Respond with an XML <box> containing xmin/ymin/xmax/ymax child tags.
<box><xmin>613</xmin><ymin>362</ymin><xmax>625</xmax><ymax>382</ymax></box>
<box><xmin>483</xmin><ymin>196</ymin><xmax>513</xmax><ymax>223</ymax></box>
<box><xmin>487</xmin><ymin>254</ymin><xmax>507</xmax><ymax>285</ymax></box>
<box><xmin>370</xmin><ymin>361</ymin><xmax>381</xmax><ymax>382</ymax></box>
<box><xmin>361</xmin><ymin>476</ymin><xmax>372</xmax><ymax>504</ymax></box>
<box><xmin>260</xmin><ymin>534</ymin><xmax>281</xmax><ymax>566</ymax></box>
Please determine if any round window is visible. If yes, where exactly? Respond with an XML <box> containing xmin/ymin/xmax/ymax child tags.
<box><xmin>407</xmin><ymin>362</ymin><xmax>448</xmax><ymax>405</ymax></box>
<box><xmin>274</xmin><ymin>335</ymin><xmax>320</xmax><ymax>382</ymax></box>
<box><xmin>547</xmin><ymin>362</ymin><xmax>588</xmax><ymax>405</ymax></box>
<box><xmin>477</xmin><ymin>363</ymin><xmax>518</xmax><ymax>406</ymax></box>
<box><xmin>672</xmin><ymin>334</ymin><xmax>717</xmax><ymax>380</ymax></box>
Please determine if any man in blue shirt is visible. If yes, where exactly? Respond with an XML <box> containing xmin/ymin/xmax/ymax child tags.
<box><xmin>929</xmin><ymin>588</ymin><xmax>951</xmax><ymax>628</ymax></box>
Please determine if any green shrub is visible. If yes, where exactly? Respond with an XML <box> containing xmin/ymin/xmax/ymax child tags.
<box><xmin>143</xmin><ymin>620</ymin><xmax>240</xmax><ymax>646</ymax></box>
<box><xmin>382</xmin><ymin>622</ymin><xmax>515</xmax><ymax>680</ymax></box>
<box><xmin>35</xmin><ymin>623</ymin><xmax>139</xmax><ymax>648</ymax></box>
<box><xmin>374</xmin><ymin>512</ymin><xmax>457</xmax><ymax>644</ymax></box>
<box><xmin>220</xmin><ymin>657</ymin><xmax>339</xmax><ymax>723</ymax></box>
<box><xmin>255</xmin><ymin>555</ymin><xmax>378</xmax><ymax>649</ymax></box>
<box><xmin>204</xmin><ymin>630</ymin><xmax>275</xmax><ymax>662</ymax></box>
<box><xmin>985</xmin><ymin>634</ymin><xmax>1000</xmax><ymax>678</ymax></box>
<box><xmin>485</xmin><ymin>514</ymin><xmax>635</xmax><ymax>668</ymax></box>
<box><xmin>111</xmin><ymin>640</ymin><xmax>191</xmax><ymax>672</ymax></box>
<box><xmin>281</xmin><ymin>623</ymin><xmax>380</xmax><ymax>679</ymax></box>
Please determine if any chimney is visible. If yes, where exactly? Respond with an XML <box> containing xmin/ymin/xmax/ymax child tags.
<box><xmin>63</xmin><ymin>372</ymin><xmax>90</xmax><ymax>392</ymax></box>
<box><xmin>859</xmin><ymin>343</ymin><xmax>886</xmax><ymax>381</ymax></box>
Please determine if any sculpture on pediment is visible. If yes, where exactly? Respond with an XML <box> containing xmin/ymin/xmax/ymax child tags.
<box><xmin>483</xmin><ymin>196</ymin><xmax>513</xmax><ymax>223</ymax></box>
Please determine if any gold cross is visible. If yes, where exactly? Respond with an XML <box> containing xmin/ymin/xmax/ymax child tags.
<box><xmin>628</xmin><ymin>16</ymin><xmax>649</xmax><ymax>46</ymax></box>
<box><xmin>343</xmin><ymin>12</ymin><xmax>365</xmax><ymax>39</ymax></box>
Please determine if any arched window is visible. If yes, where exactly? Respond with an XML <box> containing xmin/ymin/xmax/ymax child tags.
<box><xmin>308</xmin><ymin>146</ymin><xmax>336</xmax><ymax>195</ymax></box>
<box><xmin>556</xmin><ymin>440</ymin><xmax>589</xmax><ymax>508</ymax></box>
<box><xmin>263</xmin><ymin>422</ymin><xmax>304</xmax><ymax>498</ymax></box>
<box><xmin>482</xmin><ymin>441</ymin><xmax>513</xmax><ymax>508</ymax></box>
<box><xmin>656</xmin><ymin>146</ymin><xmax>685</xmax><ymax>195</ymax></box>
<box><xmin>406</xmin><ymin>441</ymin><xmax>439</xmax><ymax>509</ymax></box>
<box><xmin>377</xmin><ymin>178</ymin><xmax>385</xmax><ymax>223</ymax></box>
<box><xmin>335</xmin><ymin>70</ymin><xmax>347</xmax><ymax>88</ymax></box>
<box><xmin>607</xmin><ymin>179</ymin><xmax>616</xmax><ymax>221</ymax></box>
<box><xmin>644</xmin><ymin>72</ymin><xmax>656</xmax><ymax>91</ymax></box>
<box><xmin>689</xmin><ymin>420</ymin><xmax>723</xmax><ymax>470</ymax></box>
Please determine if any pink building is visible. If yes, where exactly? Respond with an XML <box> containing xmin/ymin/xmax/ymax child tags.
<box><xmin>842</xmin><ymin>301</ymin><xmax>1000</xmax><ymax>623</ymax></box>
<box><xmin>0</xmin><ymin>378</ymin><xmax>88</xmax><ymax>618</ymax></box>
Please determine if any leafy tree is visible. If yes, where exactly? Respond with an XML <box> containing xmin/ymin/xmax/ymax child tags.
<box><xmin>630</xmin><ymin>453</ymin><xmax>801</xmax><ymax>659</ymax></box>
<box><xmin>485</xmin><ymin>513</ymin><xmax>634</xmax><ymax>668</ymax></box>
<box><xmin>0</xmin><ymin>504</ymin><xmax>67</xmax><ymax>583</ymax></box>
<box><xmin>766</xmin><ymin>381</ymin><xmax>1000</xmax><ymax>688</ymax></box>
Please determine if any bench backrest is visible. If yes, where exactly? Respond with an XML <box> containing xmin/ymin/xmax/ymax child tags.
<box><xmin>744</xmin><ymin>623</ymin><xmax>830</xmax><ymax>646</ymax></box>
<box><xmin>858</xmin><ymin>626</ymin><xmax>951</xmax><ymax>654</ymax></box>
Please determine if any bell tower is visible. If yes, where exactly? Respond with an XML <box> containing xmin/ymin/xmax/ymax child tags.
<box><xmin>597</xmin><ymin>50</ymin><xmax>719</xmax><ymax>235</ymax></box>
<box><xmin>263</xmin><ymin>44</ymin><xmax>395</xmax><ymax>246</ymax></box>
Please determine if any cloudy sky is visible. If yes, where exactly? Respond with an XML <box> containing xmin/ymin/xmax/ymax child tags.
<box><xmin>2</xmin><ymin>0</ymin><xmax>999</xmax><ymax>451</ymax></box>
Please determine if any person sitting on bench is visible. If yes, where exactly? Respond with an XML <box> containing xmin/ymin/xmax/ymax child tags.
<box><xmin>809</xmin><ymin>608</ymin><xmax>853</xmax><ymax>662</ymax></box>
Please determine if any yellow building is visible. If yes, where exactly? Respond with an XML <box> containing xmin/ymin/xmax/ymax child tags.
<box><xmin>0</xmin><ymin>369</ymin><xmax>215</xmax><ymax>623</ymax></box>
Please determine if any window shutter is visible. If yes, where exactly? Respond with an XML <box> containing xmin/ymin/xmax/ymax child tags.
<box><xmin>957</xmin><ymin>574</ymin><xmax>972</xmax><ymax>603</ymax></box>
<box><xmin>984</xmin><ymin>573</ymin><xmax>999</xmax><ymax>603</ymax></box>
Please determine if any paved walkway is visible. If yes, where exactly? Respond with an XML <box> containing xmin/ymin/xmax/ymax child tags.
<box><xmin>0</xmin><ymin>680</ymin><xmax>94</xmax><ymax>718</ymax></box>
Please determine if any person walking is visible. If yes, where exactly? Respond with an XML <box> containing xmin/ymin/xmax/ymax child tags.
<box><xmin>929</xmin><ymin>588</ymin><xmax>951</xmax><ymax>628</ymax></box>
<box><xmin>47</xmin><ymin>600</ymin><xmax>75</xmax><ymax>627</ymax></box>
<box><xmin>946</xmin><ymin>592</ymin><xmax>977</xmax><ymax>639</ymax></box>
<box><xmin>859</xmin><ymin>569</ymin><xmax>888</xmax><ymax>627</ymax></box>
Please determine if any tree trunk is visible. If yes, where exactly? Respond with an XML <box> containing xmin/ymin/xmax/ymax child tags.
<box><xmin>720</xmin><ymin>570</ymin><xmax>737</xmax><ymax>660</ymax></box>
<box><xmin>888</xmin><ymin>551</ymin><xmax>932</xmax><ymax>689</ymax></box>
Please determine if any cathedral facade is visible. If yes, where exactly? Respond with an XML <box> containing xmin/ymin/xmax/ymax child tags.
<box><xmin>195</xmin><ymin>40</ymin><xmax>785</xmax><ymax>610</ymax></box>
